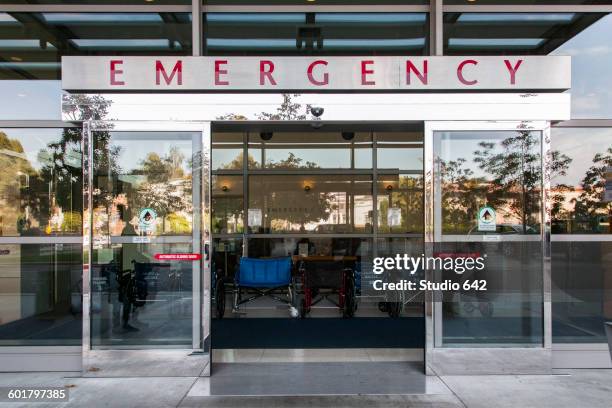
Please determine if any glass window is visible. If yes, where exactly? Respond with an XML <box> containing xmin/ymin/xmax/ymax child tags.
<box><xmin>0</xmin><ymin>1</ymin><xmax>189</xmax><ymax>3</ymax></box>
<box><xmin>551</xmin><ymin>127</ymin><xmax>612</xmax><ymax>234</ymax></box>
<box><xmin>0</xmin><ymin>12</ymin><xmax>192</xmax><ymax>79</ymax></box>
<box><xmin>212</xmin><ymin>175</ymin><xmax>244</xmax><ymax>234</ymax></box>
<box><xmin>248</xmin><ymin>174</ymin><xmax>373</xmax><ymax>233</ymax></box>
<box><xmin>551</xmin><ymin>14</ymin><xmax>612</xmax><ymax>119</ymax></box>
<box><xmin>445</xmin><ymin>0</ymin><xmax>612</xmax><ymax>4</ymax></box>
<box><xmin>92</xmin><ymin>131</ymin><xmax>196</xmax><ymax>237</ymax></box>
<box><xmin>376</xmin><ymin>131</ymin><xmax>424</xmax><ymax>172</ymax></box>
<box><xmin>551</xmin><ymin>127</ymin><xmax>612</xmax><ymax>343</ymax></box>
<box><xmin>437</xmin><ymin>130</ymin><xmax>542</xmax><ymax>235</ymax></box>
<box><xmin>205</xmin><ymin>12</ymin><xmax>429</xmax><ymax>55</ymax></box>
<box><xmin>205</xmin><ymin>0</ymin><xmax>427</xmax><ymax>3</ymax></box>
<box><xmin>212</xmin><ymin>132</ymin><xmax>244</xmax><ymax>170</ymax></box>
<box><xmin>0</xmin><ymin>243</ymin><xmax>82</xmax><ymax>346</ymax></box>
<box><xmin>249</xmin><ymin>131</ymin><xmax>372</xmax><ymax>169</ymax></box>
<box><xmin>444</xmin><ymin>12</ymin><xmax>606</xmax><ymax>55</ymax></box>
<box><xmin>0</xmin><ymin>128</ymin><xmax>82</xmax><ymax>237</ymax></box>
<box><xmin>377</xmin><ymin>175</ymin><xmax>424</xmax><ymax>234</ymax></box>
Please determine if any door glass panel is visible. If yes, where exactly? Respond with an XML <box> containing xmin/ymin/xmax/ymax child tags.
<box><xmin>434</xmin><ymin>129</ymin><xmax>543</xmax><ymax>346</ymax></box>
<box><xmin>90</xmin><ymin>130</ymin><xmax>200</xmax><ymax>348</ymax></box>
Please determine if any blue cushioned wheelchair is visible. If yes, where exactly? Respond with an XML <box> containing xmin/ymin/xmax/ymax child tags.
<box><xmin>229</xmin><ymin>257</ymin><xmax>298</xmax><ymax>318</ymax></box>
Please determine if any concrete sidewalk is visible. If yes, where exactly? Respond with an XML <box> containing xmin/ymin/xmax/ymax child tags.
<box><xmin>0</xmin><ymin>368</ymin><xmax>611</xmax><ymax>408</ymax></box>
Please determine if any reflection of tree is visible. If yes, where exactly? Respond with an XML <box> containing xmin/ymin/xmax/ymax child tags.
<box><xmin>440</xmin><ymin>158</ymin><xmax>487</xmax><ymax>233</ymax></box>
<box><xmin>474</xmin><ymin>128</ymin><xmax>541</xmax><ymax>233</ymax></box>
<box><xmin>440</xmin><ymin>128</ymin><xmax>571</xmax><ymax>234</ymax></box>
<box><xmin>550</xmin><ymin>150</ymin><xmax>573</xmax><ymax>223</ymax></box>
<box><xmin>130</xmin><ymin>147</ymin><xmax>193</xmax><ymax>234</ymax></box>
<box><xmin>379</xmin><ymin>176</ymin><xmax>424</xmax><ymax>233</ymax></box>
<box><xmin>572</xmin><ymin>146</ymin><xmax>612</xmax><ymax>232</ymax></box>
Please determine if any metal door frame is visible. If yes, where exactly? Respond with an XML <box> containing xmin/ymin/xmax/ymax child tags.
<box><xmin>82</xmin><ymin>120</ymin><xmax>212</xmax><ymax>376</ymax></box>
<box><xmin>424</xmin><ymin>120</ymin><xmax>552</xmax><ymax>375</ymax></box>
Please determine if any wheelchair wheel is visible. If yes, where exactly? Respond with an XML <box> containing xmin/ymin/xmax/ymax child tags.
<box><xmin>387</xmin><ymin>301</ymin><xmax>402</xmax><ymax>318</ymax></box>
<box><xmin>215</xmin><ymin>278</ymin><xmax>225</xmax><ymax>319</ymax></box>
<box><xmin>343</xmin><ymin>275</ymin><xmax>356</xmax><ymax>318</ymax></box>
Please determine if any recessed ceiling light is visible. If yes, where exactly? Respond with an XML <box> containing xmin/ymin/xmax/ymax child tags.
<box><xmin>10</xmin><ymin>56</ymin><xmax>22</xmax><ymax>61</ymax></box>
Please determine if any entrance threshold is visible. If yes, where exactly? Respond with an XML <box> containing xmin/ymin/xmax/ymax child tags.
<box><xmin>190</xmin><ymin>361</ymin><xmax>448</xmax><ymax>397</ymax></box>
<box><xmin>213</xmin><ymin>348</ymin><xmax>423</xmax><ymax>363</ymax></box>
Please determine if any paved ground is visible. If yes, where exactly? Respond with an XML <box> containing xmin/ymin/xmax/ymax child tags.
<box><xmin>0</xmin><ymin>367</ymin><xmax>610</xmax><ymax>408</ymax></box>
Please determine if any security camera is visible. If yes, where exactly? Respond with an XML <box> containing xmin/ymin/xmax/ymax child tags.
<box><xmin>341</xmin><ymin>132</ymin><xmax>355</xmax><ymax>141</ymax></box>
<box><xmin>260</xmin><ymin>132</ymin><xmax>273</xmax><ymax>141</ymax></box>
<box><xmin>310</xmin><ymin>107</ymin><xmax>324</xmax><ymax>118</ymax></box>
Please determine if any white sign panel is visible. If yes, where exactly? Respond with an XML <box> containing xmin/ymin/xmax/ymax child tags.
<box><xmin>62</xmin><ymin>56</ymin><xmax>571</xmax><ymax>92</ymax></box>
<box><xmin>248</xmin><ymin>209</ymin><xmax>262</xmax><ymax>227</ymax></box>
<box><xmin>478</xmin><ymin>206</ymin><xmax>497</xmax><ymax>232</ymax></box>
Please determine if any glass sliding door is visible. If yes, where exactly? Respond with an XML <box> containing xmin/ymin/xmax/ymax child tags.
<box><xmin>83</xmin><ymin>121</ymin><xmax>211</xmax><ymax>375</ymax></box>
<box><xmin>425</xmin><ymin>121</ymin><xmax>551</xmax><ymax>373</ymax></box>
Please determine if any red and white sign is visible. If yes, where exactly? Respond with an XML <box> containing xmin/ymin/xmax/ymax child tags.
<box><xmin>61</xmin><ymin>56</ymin><xmax>570</xmax><ymax>92</ymax></box>
<box><xmin>154</xmin><ymin>253</ymin><xmax>202</xmax><ymax>261</ymax></box>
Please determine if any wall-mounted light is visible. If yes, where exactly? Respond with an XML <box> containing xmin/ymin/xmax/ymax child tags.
<box><xmin>386</xmin><ymin>184</ymin><xmax>394</xmax><ymax>191</ymax></box>
<box><xmin>221</xmin><ymin>185</ymin><xmax>229</xmax><ymax>192</ymax></box>
<box><xmin>304</xmin><ymin>185</ymin><xmax>312</xmax><ymax>192</ymax></box>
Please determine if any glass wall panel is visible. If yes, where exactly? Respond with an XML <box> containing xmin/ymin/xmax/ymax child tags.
<box><xmin>435</xmin><ymin>129</ymin><xmax>543</xmax><ymax>346</ymax></box>
<box><xmin>212</xmin><ymin>175</ymin><xmax>244</xmax><ymax>234</ymax></box>
<box><xmin>0</xmin><ymin>243</ymin><xmax>82</xmax><ymax>346</ymax></box>
<box><xmin>0</xmin><ymin>1</ymin><xmax>189</xmax><ymax>3</ymax></box>
<box><xmin>444</xmin><ymin>12</ymin><xmax>606</xmax><ymax>55</ymax></box>
<box><xmin>0</xmin><ymin>128</ymin><xmax>82</xmax><ymax>237</ymax></box>
<box><xmin>248</xmin><ymin>174</ymin><xmax>373</xmax><ymax>233</ymax></box>
<box><xmin>248</xmin><ymin>131</ymin><xmax>372</xmax><ymax>169</ymax></box>
<box><xmin>205</xmin><ymin>12</ymin><xmax>429</xmax><ymax>55</ymax></box>
<box><xmin>551</xmin><ymin>127</ymin><xmax>612</xmax><ymax>343</ymax></box>
<box><xmin>377</xmin><ymin>175</ymin><xmax>424</xmax><ymax>234</ymax></box>
<box><xmin>205</xmin><ymin>0</ymin><xmax>427</xmax><ymax>4</ymax></box>
<box><xmin>376</xmin><ymin>131</ymin><xmax>423</xmax><ymax>172</ymax></box>
<box><xmin>212</xmin><ymin>132</ymin><xmax>244</xmax><ymax>170</ymax></box>
<box><xmin>445</xmin><ymin>1</ymin><xmax>612</xmax><ymax>4</ymax></box>
<box><xmin>0</xmin><ymin>12</ymin><xmax>192</xmax><ymax>79</ymax></box>
<box><xmin>551</xmin><ymin>14</ymin><xmax>612</xmax><ymax>119</ymax></box>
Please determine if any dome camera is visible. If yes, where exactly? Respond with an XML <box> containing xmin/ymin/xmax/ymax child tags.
<box><xmin>260</xmin><ymin>132</ymin><xmax>273</xmax><ymax>141</ymax></box>
<box><xmin>310</xmin><ymin>106</ymin><xmax>324</xmax><ymax>118</ymax></box>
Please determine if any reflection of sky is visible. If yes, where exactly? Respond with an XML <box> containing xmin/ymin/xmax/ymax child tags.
<box><xmin>552</xmin><ymin>127</ymin><xmax>612</xmax><ymax>187</ymax></box>
<box><xmin>0</xmin><ymin>128</ymin><xmax>65</xmax><ymax>170</ymax></box>
<box><xmin>552</xmin><ymin>14</ymin><xmax>612</xmax><ymax>119</ymax></box>
<box><xmin>438</xmin><ymin>131</ymin><xmax>540</xmax><ymax>180</ymax></box>
<box><xmin>110</xmin><ymin>133</ymin><xmax>193</xmax><ymax>174</ymax></box>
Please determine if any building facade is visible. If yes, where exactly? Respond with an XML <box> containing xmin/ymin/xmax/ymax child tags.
<box><xmin>0</xmin><ymin>1</ymin><xmax>610</xmax><ymax>377</ymax></box>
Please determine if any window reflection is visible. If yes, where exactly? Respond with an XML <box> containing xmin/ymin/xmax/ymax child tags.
<box><xmin>205</xmin><ymin>12</ymin><xmax>429</xmax><ymax>55</ymax></box>
<box><xmin>551</xmin><ymin>14</ymin><xmax>612</xmax><ymax>118</ymax></box>
<box><xmin>0</xmin><ymin>128</ymin><xmax>82</xmax><ymax>236</ymax></box>
<box><xmin>551</xmin><ymin>128</ymin><xmax>612</xmax><ymax>234</ymax></box>
<box><xmin>0</xmin><ymin>12</ymin><xmax>191</xmax><ymax>79</ymax></box>
<box><xmin>248</xmin><ymin>131</ymin><xmax>372</xmax><ymax>170</ymax></box>
<box><xmin>377</xmin><ymin>175</ymin><xmax>423</xmax><ymax>234</ymax></box>
<box><xmin>0</xmin><ymin>244</ymin><xmax>82</xmax><ymax>346</ymax></box>
<box><xmin>92</xmin><ymin>132</ymin><xmax>196</xmax><ymax>238</ymax></box>
<box><xmin>444</xmin><ymin>12</ymin><xmax>606</xmax><ymax>55</ymax></box>
<box><xmin>436</xmin><ymin>129</ymin><xmax>542</xmax><ymax>235</ymax></box>
<box><xmin>248</xmin><ymin>175</ymin><xmax>373</xmax><ymax>233</ymax></box>
<box><xmin>376</xmin><ymin>131</ymin><xmax>423</xmax><ymax>172</ymax></box>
